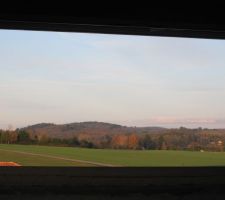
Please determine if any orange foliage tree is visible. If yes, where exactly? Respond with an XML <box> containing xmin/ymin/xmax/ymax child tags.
<box><xmin>111</xmin><ymin>134</ymin><xmax>128</xmax><ymax>149</ymax></box>
<box><xmin>127</xmin><ymin>134</ymin><xmax>139</xmax><ymax>149</ymax></box>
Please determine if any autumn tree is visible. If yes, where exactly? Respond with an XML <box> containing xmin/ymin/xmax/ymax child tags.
<box><xmin>8</xmin><ymin>131</ymin><xmax>18</xmax><ymax>144</ymax></box>
<box><xmin>111</xmin><ymin>134</ymin><xmax>128</xmax><ymax>149</ymax></box>
<box><xmin>127</xmin><ymin>134</ymin><xmax>139</xmax><ymax>149</ymax></box>
<box><xmin>38</xmin><ymin>133</ymin><xmax>49</xmax><ymax>145</ymax></box>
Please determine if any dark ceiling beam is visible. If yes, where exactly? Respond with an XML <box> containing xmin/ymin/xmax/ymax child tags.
<box><xmin>0</xmin><ymin>4</ymin><xmax>224</xmax><ymax>39</ymax></box>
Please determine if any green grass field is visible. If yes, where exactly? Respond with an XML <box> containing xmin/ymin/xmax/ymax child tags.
<box><xmin>0</xmin><ymin>144</ymin><xmax>225</xmax><ymax>166</ymax></box>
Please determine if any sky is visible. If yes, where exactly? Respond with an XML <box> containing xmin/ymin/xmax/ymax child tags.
<box><xmin>0</xmin><ymin>29</ymin><xmax>225</xmax><ymax>129</ymax></box>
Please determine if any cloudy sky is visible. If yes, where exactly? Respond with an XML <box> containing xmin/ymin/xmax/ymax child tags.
<box><xmin>0</xmin><ymin>29</ymin><xmax>225</xmax><ymax>129</ymax></box>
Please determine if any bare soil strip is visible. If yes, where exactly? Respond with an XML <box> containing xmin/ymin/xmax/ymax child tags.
<box><xmin>0</xmin><ymin>148</ymin><xmax>116</xmax><ymax>167</ymax></box>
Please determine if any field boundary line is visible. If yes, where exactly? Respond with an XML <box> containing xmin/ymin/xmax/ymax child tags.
<box><xmin>0</xmin><ymin>148</ymin><xmax>117</xmax><ymax>167</ymax></box>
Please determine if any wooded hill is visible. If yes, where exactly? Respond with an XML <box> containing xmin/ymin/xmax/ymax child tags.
<box><xmin>0</xmin><ymin>122</ymin><xmax>225</xmax><ymax>151</ymax></box>
<box><xmin>20</xmin><ymin>121</ymin><xmax>166</xmax><ymax>139</ymax></box>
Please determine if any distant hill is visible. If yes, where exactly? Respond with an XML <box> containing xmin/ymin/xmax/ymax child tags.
<box><xmin>20</xmin><ymin>121</ymin><xmax>166</xmax><ymax>139</ymax></box>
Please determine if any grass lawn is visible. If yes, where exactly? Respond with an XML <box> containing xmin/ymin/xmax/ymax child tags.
<box><xmin>0</xmin><ymin>144</ymin><xmax>225</xmax><ymax>166</ymax></box>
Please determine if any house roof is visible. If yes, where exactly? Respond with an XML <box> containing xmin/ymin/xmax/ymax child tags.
<box><xmin>0</xmin><ymin>162</ymin><xmax>21</xmax><ymax>166</ymax></box>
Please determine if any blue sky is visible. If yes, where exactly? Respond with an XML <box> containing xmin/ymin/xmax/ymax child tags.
<box><xmin>1</xmin><ymin>29</ymin><xmax>225</xmax><ymax>129</ymax></box>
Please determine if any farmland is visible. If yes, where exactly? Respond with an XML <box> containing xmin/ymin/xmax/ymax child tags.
<box><xmin>0</xmin><ymin>144</ymin><xmax>225</xmax><ymax>166</ymax></box>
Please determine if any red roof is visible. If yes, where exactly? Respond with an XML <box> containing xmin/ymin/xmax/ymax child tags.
<box><xmin>0</xmin><ymin>162</ymin><xmax>21</xmax><ymax>166</ymax></box>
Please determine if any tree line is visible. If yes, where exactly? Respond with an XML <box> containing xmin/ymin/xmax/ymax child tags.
<box><xmin>0</xmin><ymin>127</ymin><xmax>224</xmax><ymax>151</ymax></box>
